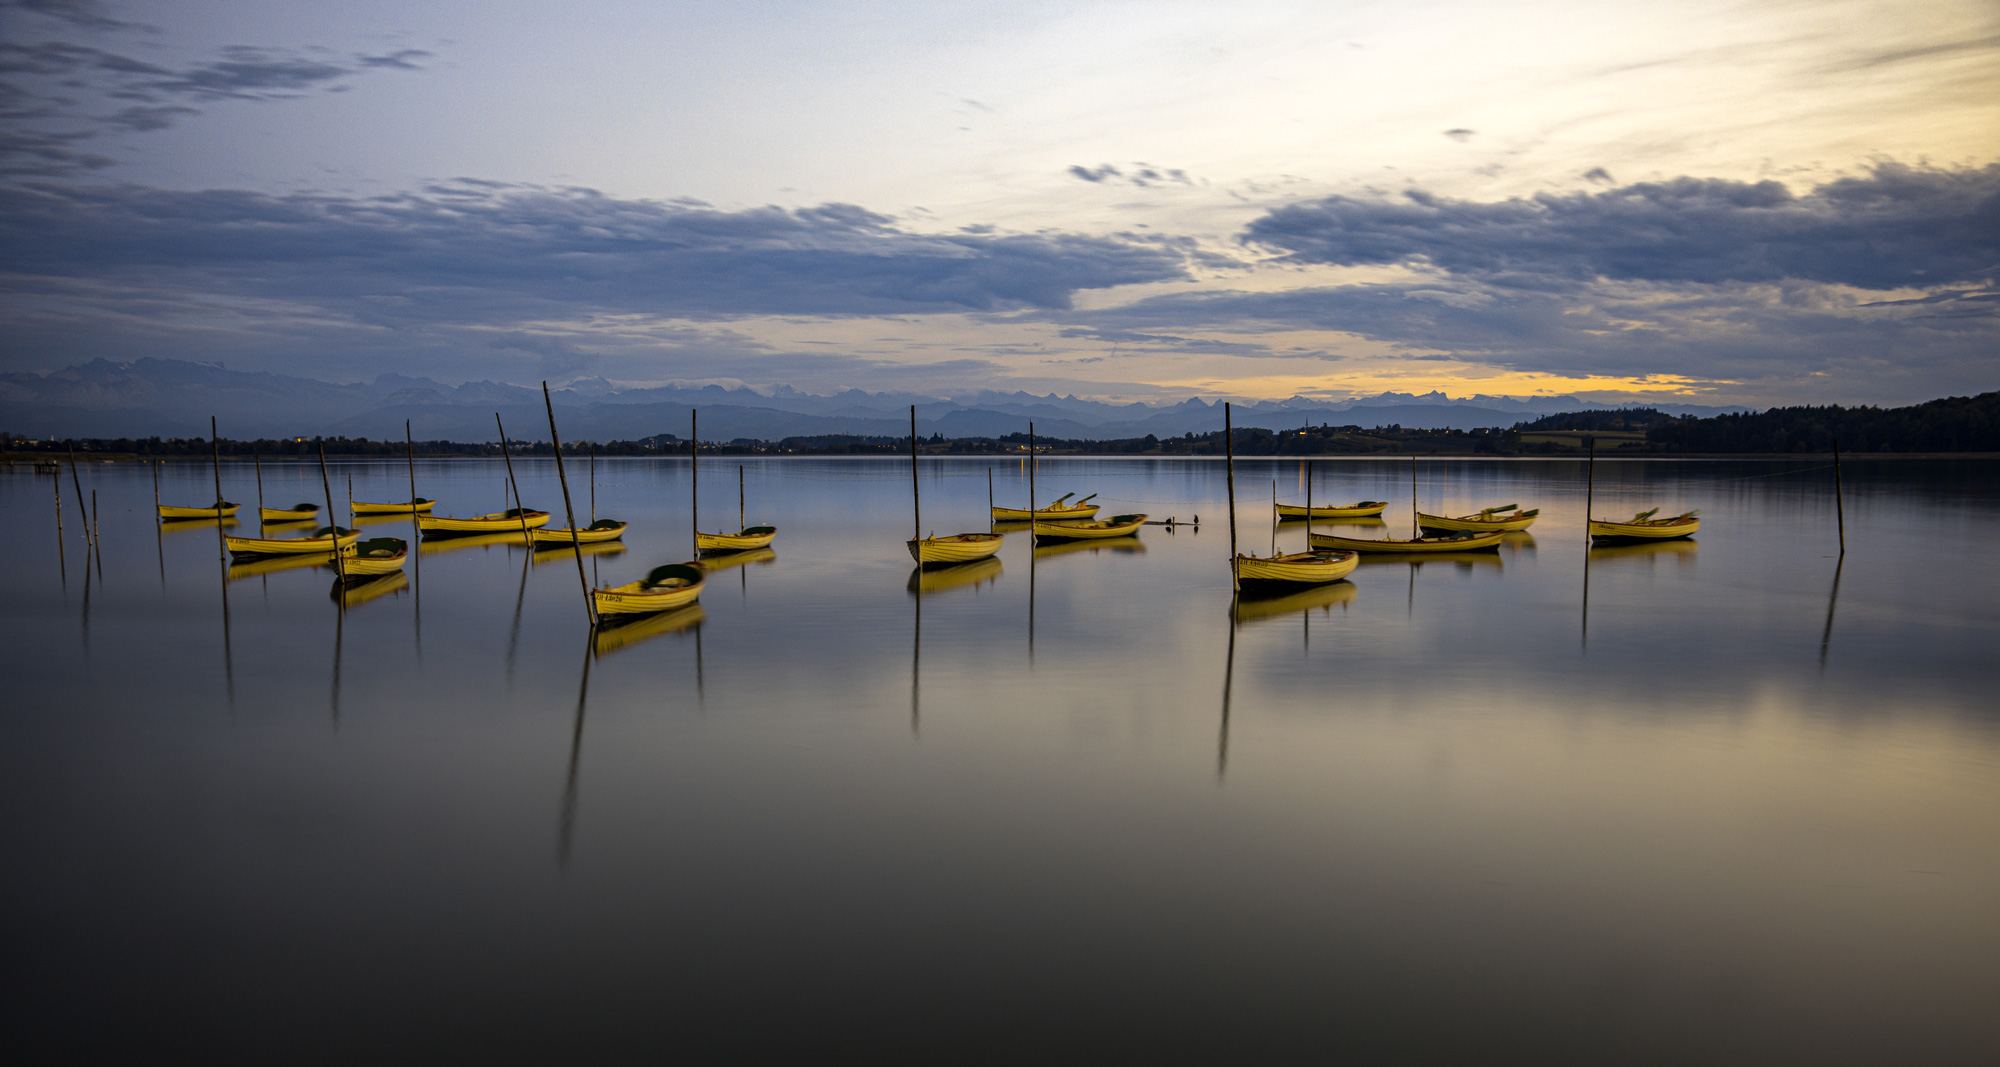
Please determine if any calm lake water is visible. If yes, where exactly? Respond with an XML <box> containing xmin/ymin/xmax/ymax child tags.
<box><xmin>4</xmin><ymin>455</ymin><xmax>1998</xmax><ymax>1061</ymax></box>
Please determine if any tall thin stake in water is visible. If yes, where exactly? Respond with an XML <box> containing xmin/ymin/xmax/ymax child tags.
<box><xmin>209</xmin><ymin>417</ymin><xmax>226</xmax><ymax>565</ymax></box>
<box><xmin>589</xmin><ymin>444</ymin><xmax>597</xmax><ymax>524</ymax></box>
<box><xmin>254</xmin><ymin>451</ymin><xmax>266</xmax><ymax>535</ymax></box>
<box><xmin>1305</xmin><ymin>461</ymin><xmax>1313</xmax><ymax>540</ymax></box>
<box><xmin>909</xmin><ymin>405</ymin><xmax>921</xmax><ymax>541</ymax></box>
<box><xmin>1224</xmin><ymin>402</ymin><xmax>1239</xmax><ymax>591</ymax></box>
<box><xmin>542</xmin><ymin>382</ymin><xmax>597</xmax><ymax>627</ymax></box>
<box><xmin>494</xmin><ymin>413</ymin><xmax>533</xmax><ymax>545</ymax></box>
<box><xmin>151</xmin><ymin>459</ymin><xmax>162</xmax><ymax>586</ymax></box>
<box><xmin>1028</xmin><ymin>421</ymin><xmax>1036</xmax><ymax>517</ymax></box>
<box><xmin>54</xmin><ymin>465</ymin><xmax>67</xmax><ymax>585</ymax></box>
<box><xmin>66</xmin><ymin>442</ymin><xmax>92</xmax><ymax>548</ymax></box>
<box><xmin>1410</xmin><ymin>455</ymin><xmax>1419</xmax><ymax>539</ymax></box>
<box><xmin>738</xmin><ymin>464</ymin><xmax>745</xmax><ymax>530</ymax></box>
<box><xmin>1271</xmin><ymin>477</ymin><xmax>1278</xmax><ymax>556</ymax></box>
<box><xmin>405</xmin><ymin>420</ymin><xmax>422</xmax><ymax>656</ymax></box>
<box><xmin>690</xmin><ymin>409</ymin><xmax>700</xmax><ymax>557</ymax></box>
<box><xmin>1833</xmin><ymin>437</ymin><xmax>1846</xmax><ymax>556</ymax></box>
<box><xmin>92</xmin><ymin>492</ymin><xmax>101</xmax><ymax>577</ymax></box>
<box><xmin>987</xmin><ymin>467</ymin><xmax>994</xmax><ymax>518</ymax></box>
<box><xmin>1584</xmin><ymin>437</ymin><xmax>1597</xmax><ymax>545</ymax></box>
<box><xmin>315</xmin><ymin>442</ymin><xmax>346</xmax><ymax>581</ymax></box>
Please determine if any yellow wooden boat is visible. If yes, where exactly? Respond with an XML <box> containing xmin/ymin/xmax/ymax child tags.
<box><xmin>338</xmin><ymin>537</ymin><xmax>408</xmax><ymax>576</ymax></box>
<box><xmin>419</xmin><ymin>508</ymin><xmax>550</xmax><ymax>535</ymax></box>
<box><xmin>225</xmin><ymin>526</ymin><xmax>361</xmax><ymax>557</ymax></box>
<box><xmin>594</xmin><ymin>604</ymin><xmax>706</xmax><ymax>655</ymax></box>
<box><xmin>1232</xmin><ymin>579</ymin><xmax>1358</xmax><ymax>622</ymax></box>
<box><xmin>259</xmin><ymin>503</ymin><xmax>321</xmax><ymax>522</ymax></box>
<box><xmin>332</xmin><ymin>570</ymin><xmax>409</xmax><ymax>607</ymax></box>
<box><xmin>907</xmin><ymin>555</ymin><xmax>1003</xmax><ymax>593</ymax></box>
<box><xmin>1275</xmin><ymin>500</ymin><xmax>1388</xmax><ymax>519</ymax></box>
<box><xmin>1417</xmin><ymin>504</ymin><xmax>1539</xmax><ymax>533</ymax></box>
<box><xmin>990</xmin><ymin>493</ymin><xmax>1100</xmax><ymax>522</ymax></box>
<box><xmin>158</xmin><ymin>501</ymin><xmax>238</xmax><ymax>520</ymax></box>
<box><xmin>1309</xmin><ymin>529</ymin><xmax>1505</xmax><ymax>553</ymax></box>
<box><xmin>1589</xmin><ymin>508</ymin><xmax>1700</xmax><ymax>542</ymax></box>
<box><xmin>908</xmin><ymin>532</ymin><xmax>1004</xmax><ymax>565</ymax></box>
<box><xmin>351</xmin><ymin>498</ymin><xmax>433</xmax><ymax>515</ymax></box>
<box><xmin>1234</xmin><ymin>550</ymin><xmax>1359</xmax><ymax>586</ymax></box>
<box><xmin>696</xmin><ymin>525</ymin><xmax>777</xmax><ymax>553</ymax></box>
<box><xmin>530</xmin><ymin>519</ymin><xmax>628</xmax><ymax>545</ymax></box>
<box><xmin>1031</xmin><ymin>513</ymin><xmax>1146</xmax><ymax>541</ymax></box>
<box><xmin>594</xmin><ymin>562</ymin><xmax>706</xmax><ymax>616</ymax></box>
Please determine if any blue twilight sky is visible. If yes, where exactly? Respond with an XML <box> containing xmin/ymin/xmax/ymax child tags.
<box><xmin>1</xmin><ymin>0</ymin><xmax>1995</xmax><ymax>407</ymax></box>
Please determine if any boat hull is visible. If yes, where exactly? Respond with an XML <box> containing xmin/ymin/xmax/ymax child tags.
<box><xmin>1310</xmin><ymin>530</ymin><xmax>1505</xmax><ymax>553</ymax></box>
<box><xmin>1031</xmin><ymin>514</ymin><xmax>1146</xmax><ymax>541</ymax></box>
<box><xmin>1589</xmin><ymin>517</ymin><xmax>1699</xmax><ymax>541</ymax></box>
<box><xmin>351</xmin><ymin>499</ymin><xmax>434</xmax><ymax>515</ymax></box>
<box><xmin>908</xmin><ymin>533</ymin><xmax>1004</xmax><ymax>564</ymax></box>
<box><xmin>531</xmin><ymin>521</ymin><xmax>628</xmax><ymax>545</ymax></box>
<box><xmin>696</xmin><ymin>526</ymin><xmax>777</xmax><ymax>552</ymax></box>
<box><xmin>158</xmin><ymin>503</ymin><xmax>238</xmax><ymax>520</ymax></box>
<box><xmin>420</xmin><ymin>511</ymin><xmax>550</xmax><ymax>534</ymax></box>
<box><xmin>339</xmin><ymin>538</ymin><xmax>408</xmax><ymax>575</ymax></box>
<box><xmin>1417</xmin><ymin>511</ymin><xmax>1537</xmax><ymax>532</ymax></box>
<box><xmin>1234</xmin><ymin>550</ymin><xmax>1359</xmax><ymax>586</ymax></box>
<box><xmin>1276</xmin><ymin>501</ymin><xmax>1388</xmax><ymax>519</ymax></box>
<box><xmin>990</xmin><ymin>504</ymin><xmax>1100</xmax><ymax>522</ymax></box>
<box><xmin>594</xmin><ymin>563</ymin><xmax>706</xmax><ymax>616</ymax></box>
<box><xmin>225</xmin><ymin>530</ymin><xmax>361</xmax><ymax>557</ymax></box>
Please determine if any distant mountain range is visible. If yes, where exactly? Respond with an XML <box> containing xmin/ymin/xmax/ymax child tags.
<box><xmin>1</xmin><ymin>359</ymin><xmax>1749</xmax><ymax>442</ymax></box>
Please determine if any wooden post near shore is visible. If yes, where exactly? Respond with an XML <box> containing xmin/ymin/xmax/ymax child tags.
<box><xmin>53</xmin><ymin>468</ymin><xmax>66</xmax><ymax>583</ymax></box>
<box><xmin>542</xmin><ymin>382</ymin><xmax>598</xmax><ymax>627</ymax></box>
<box><xmin>690</xmin><ymin>409</ymin><xmax>700</xmax><ymax>556</ymax></box>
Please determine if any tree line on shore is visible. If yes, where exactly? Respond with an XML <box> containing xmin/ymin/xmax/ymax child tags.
<box><xmin>8</xmin><ymin>390</ymin><xmax>1994</xmax><ymax>457</ymax></box>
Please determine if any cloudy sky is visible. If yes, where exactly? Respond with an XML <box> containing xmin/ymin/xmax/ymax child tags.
<box><xmin>1</xmin><ymin>0</ymin><xmax>1994</xmax><ymax>406</ymax></box>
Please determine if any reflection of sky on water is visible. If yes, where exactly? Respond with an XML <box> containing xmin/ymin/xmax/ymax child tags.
<box><xmin>3</xmin><ymin>457</ymin><xmax>1997</xmax><ymax>1060</ymax></box>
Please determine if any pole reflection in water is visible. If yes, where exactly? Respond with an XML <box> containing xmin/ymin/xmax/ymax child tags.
<box><xmin>1820</xmin><ymin>556</ymin><xmax>1845</xmax><ymax>670</ymax></box>
<box><xmin>330</xmin><ymin>598</ymin><xmax>345</xmax><ymax>730</ymax></box>
<box><xmin>79</xmin><ymin>545</ymin><xmax>92</xmax><ymax>657</ymax></box>
<box><xmin>505</xmin><ymin>545</ymin><xmax>529</xmax><ymax>689</ymax></box>
<box><xmin>557</xmin><ymin>635</ymin><xmax>592</xmax><ymax>871</ymax></box>
<box><xmin>911</xmin><ymin>574</ymin><xmax>921</xmax><ymax>737</ymax></box>
<box><xmin>219</xmin><ymin>540</ymin><xmax>235</xmax><ymax>708</ymax></box>
<box><xmin>1218</xmin><ymin>599</ymin><xmax>1237</xmax><ymax>783</ymax></box>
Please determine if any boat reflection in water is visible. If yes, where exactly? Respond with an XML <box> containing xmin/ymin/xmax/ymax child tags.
<box><xmin>331</xmin><ymin>570</ymin><xmax>409</xmax><ymax>608</ymax></box>
<box><xmin>227</xmin><ymin>552</ymin><xmax>330</xmax><ymax>581</ymax></box>
<box><xmin>1231</xmin><ymin>579</ymin><xmax>1357</xmax><ymax>625</ymax></box>
<box><xmin>419</xmin><ymin>531</ymin><xmax>528</xmax><ymax>556</ymax></box>
<box><xmin>1032</xmin><ymin>537</ymin><xmax>1147</xmax><ymax>563</ymax></box>
<box><xmin>1589</xmin><ymin>538</ymin><xmax>1698</xmax><ymax>567</ymax></box>
<box><xmin>161</xmin><ymin>516</ymin><xmax>240</xmax><ymax>533</ymax></box>
<box><xmin>906</xmin><ymin>556</ymin><xmax>1002</xmax><ymax>595</ymax></box>
<box><xmin>592</xmin><ymin>603</ymin><xmax>707</xmax><ymax>657</ymax></box>
<box><xmin>532</xmin><ymin>539</ymin><xmax>627</xmax><ymax>564</ymax></box>
<box><xmin>1354</xmin><ymin>549</ymin><xmax>1505</xmax><ymax>570</ymax></box>
<box><xmin>697</xmin><ymin>546</ymin><xmax>777</xmax><ymax>573</ymax></box>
